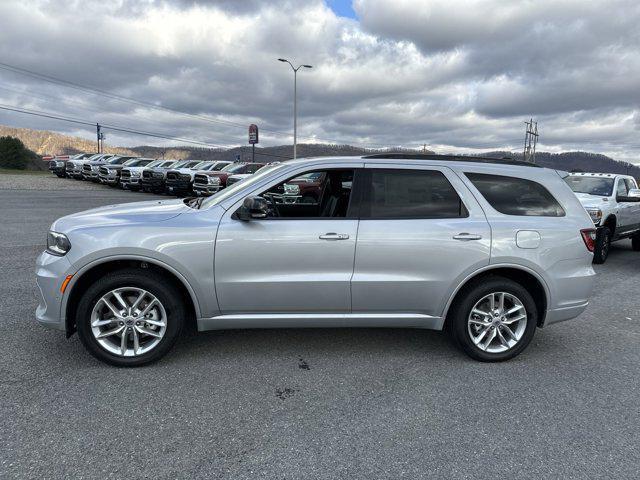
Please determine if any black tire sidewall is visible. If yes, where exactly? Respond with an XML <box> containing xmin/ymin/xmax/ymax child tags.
<box><xmin>593</xmin><ymin>227</ymin><xmax>611</xmax><ymax>264</ymax></box>
<box><xmin>449</xmin><ymin>277</ymin><xmax>538</xmax><ymax>362</ymax></box>
<box><xmin>76</xmin><ymin>269</ymin><xmax>185</xmax><ymax>367</ymax></box>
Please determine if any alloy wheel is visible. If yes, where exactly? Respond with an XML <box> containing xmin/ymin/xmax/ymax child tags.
<box><xmin>90</xmin><ymin>287</ymin><xmax>167</xmax><ymax>357</ymax></box>
<box><xmin>467</xmin><ymin>292</ymin><xmax>527</xmax><ymax>353</ymax></box>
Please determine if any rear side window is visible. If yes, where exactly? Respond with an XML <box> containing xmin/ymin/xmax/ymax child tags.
<box><xmin>360</xmin><ymin>169</ymin><xmax>468</xmax><ymax>219</ymax></box>
<box><xmin>465</xmin><ymin>173</ymin><xmax>565</xmax><ymax>217</ymax></box>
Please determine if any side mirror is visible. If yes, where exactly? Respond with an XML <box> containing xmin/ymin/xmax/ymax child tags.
<box><xmin>628</xmin><ymin>188</ymin><xmax>640</xmax><ymax>198</ymax></box>
<box><xmin>237</xmin><ymin>196</ymin><xmax>268</xmax><ymax>220</ymax></box>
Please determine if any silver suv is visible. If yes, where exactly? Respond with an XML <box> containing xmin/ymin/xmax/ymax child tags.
<box><xmin>35</xmin><ymin>155</ymin><xmax>596</xmax><ymax>366</ymax></box>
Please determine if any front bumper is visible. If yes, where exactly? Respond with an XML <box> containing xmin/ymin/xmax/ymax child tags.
<box><xmin>99</xmin><ymin>174</ymin><xmax>119</xmax><ymax>185</ymax></box>
<box><xmin>50</xmin><ymin>167</ymin><xmax>66</xmax><ymax>175</ymax></box>
<box><xmin>166</xmin><ymin>180</ymin><xmax>192</xmax><ymax>195</ymax></box>
<box><xmin>193</xmin><ymin>184</ymin><xmax>222</xmax><ymax>196</ymax></box>
<box><xmin>35</xmin><ymin>251</ymin><xmax>72</xmax><ymax>331</ymax></box>
<box><xmin>141</xmin><ymin>178</ymin><xmax>165</xmax><ymax>190</ymax></box>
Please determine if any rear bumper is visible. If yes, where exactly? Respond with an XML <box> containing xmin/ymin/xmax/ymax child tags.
<box><xmin>544</xmin><ymin>301</ymin><xmax>589</xmax><ymax>326</ymax></box>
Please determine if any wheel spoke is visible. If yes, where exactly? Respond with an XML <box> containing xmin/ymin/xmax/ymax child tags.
<box><xmin>506</xmin><ymin>304</ymin><xmax>524</xmax><ymax>315</ymax></box>
<box><xmin>120</xmin><ymin>329</ymin><xmax>128</xmax><ymax>355</ymax></box>
<box><xmin>143</xmin><ymin>318</ymin><xmax>165</xmax><ymax>327</ymax></box>
<box><xmin>489</xmin><ymin>294</ymin><xmax>495</xmax><ymax>311</ymax></box>
<box><xmin>501</xmin><ymin>324</ymin><xmax>517</xmax><ymax>341</ymax></box>
<box><xmin>473</xmin><ymin>324</ymin><xmax>491</xmax><ymax>345</ymax></box>
<box><xmin>97</xmin><ymin>325</ymin><xmax>125</xmax><ymax>339</ymax></box>
<box><xmin>112</xmin><ymin>290</ymin><xmax>129</xmax><ymax>311</ymax></box>
<box><xmin>135</xmin><ymin>325</ymin><xmax>162</xmax><ymax>338</ymax></box>
<box><xmin>503</xmin><ymin>314</ymin><xmax>526</xmax><ymax>325</ymax></box>
<box><xmin>133</xmin><ymin>328</ymin><xmax>140</xmax><ymax>355</ymax></box>
<box><xmin>481</xmin><ymin>328</ymin><xmax>497</xmax><ymax>350</ymax></box>
<box><xmin>130</xmin><ymin>290</ymin><xmax>147</xmax><ymax>312</ymax></box>
<box><xmin>472</xmin><ymin>308</ymin><xmax>490</xmax><ymax>318</ymax></box>
<box><xmin>101</xmin><ymin>298</ymin><xmax>122</xmax><ymax>319</ymax></box>
<box><xmin>139</xmin><ymin>299</ymin><xmax>158</xmax><ymax>317</ymax></box>
<box><xmin>469</xmin><ymin>318</ymin><xmax>490</xmax><ymax>326</ymax></box>
<box><xmin>498</xmin><ymin>292</ymin><xmax>505</xmax><ymax>312</ymax></box>
<box><xmin>92</xmin><ymin>318</ymin><xmax>116</xmax><ymax>328</ymax></box>
<box><xmin>496</xmin><ymin>328</ymin><xmax>510</xmax><ymax>348</ymax></box>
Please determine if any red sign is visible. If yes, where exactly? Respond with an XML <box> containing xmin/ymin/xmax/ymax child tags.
<box><xmin>249</xmin><ymin>124</ymin><xmax>259</xmax><ymax>144</ymax></box>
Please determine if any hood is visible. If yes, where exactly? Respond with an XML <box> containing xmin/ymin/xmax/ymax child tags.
<box><xmin>574</xmin><ymin>192</ymin><xmax>610</xmax><ymax>209</ymax></box>
<box><xmin>52</xmin><ymin>199</ymin><xmax>189</xmax><ymax>233</ymax></box>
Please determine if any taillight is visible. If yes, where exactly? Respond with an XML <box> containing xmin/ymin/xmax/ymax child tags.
<box><xmin>580</xmin><ymin>228</ymin><xmax>597</xmax><ymax>252</ymax></box>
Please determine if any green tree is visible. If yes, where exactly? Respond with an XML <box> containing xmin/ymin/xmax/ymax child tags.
<box><xmin>0</xmin><ymin>136</ymin><xmax>31</xmax><ymax>169</ymax></box>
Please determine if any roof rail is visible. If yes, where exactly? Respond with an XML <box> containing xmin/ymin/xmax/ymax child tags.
<box><xmin>362</xmin><ymin>153</ymin><xmax>540</xmax><ymax>167</ymax></box>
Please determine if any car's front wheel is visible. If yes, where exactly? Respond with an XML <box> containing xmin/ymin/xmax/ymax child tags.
<box><xmin>448</xmin><ymin>276</ymin><xmax>538</xmax><ymax>362</ymax></box>
<box><xmin>76</xmin><ymin>269</ymin><xmax>185</xmax><ymax>367</ymax></box>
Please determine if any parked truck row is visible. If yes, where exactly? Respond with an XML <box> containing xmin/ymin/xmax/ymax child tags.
<box><xmin>47</xmin><ymin>153</ymin><xmax>272</xmax><ymax>196</ymax></box>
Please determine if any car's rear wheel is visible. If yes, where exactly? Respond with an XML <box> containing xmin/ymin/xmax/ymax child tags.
<box><xmin>76</xmin><ymin>269</ymin><xmax>185</xmax><ymax>367</ymax></box>
<box><xmin>448</xmin><ymin>276</ymin><xmax>538</xmax><ymax>362</ymax></box>
<box><xmin>593</xmin><ymin>227</ymin><xmax>611</xmax><ymax>264</ymax></box>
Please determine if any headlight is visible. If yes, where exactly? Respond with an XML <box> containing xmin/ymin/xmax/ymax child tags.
<box><xmin>587</xmin><ymin>209</ymin><xmax>602</xmax><ymax>224</ymax></box>
<box><xmin>47</xmin><ymin>231</ymin><xmax>71</xmax><ymax>256</ymax></box>
<box><xmin>208</xmin><ymin>176</ymin><xmax>221</xmax><ymax>184</ymax></box>
<box><xmin>284</xmin><ymin>183</ymin><xmax>300</xmax><ymax>195</ymax></box>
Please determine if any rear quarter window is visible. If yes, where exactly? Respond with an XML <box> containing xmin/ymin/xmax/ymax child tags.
<box><xmin>465</xmin><ymin>173</ymin><xmax>565</xmax><ymax>217</ymax></box>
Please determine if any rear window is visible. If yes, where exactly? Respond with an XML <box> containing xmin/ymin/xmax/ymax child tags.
<box><xmin>361</xmin><ymin>169</ymin><xmax>468</xmax><ymax>219</ymax></box>
<box><xmin>465</xmin><ymin>173</ymin><xmax>565</xmax><ymax>217</ymax></box>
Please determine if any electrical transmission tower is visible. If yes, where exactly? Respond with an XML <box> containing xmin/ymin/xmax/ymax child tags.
<box><xmin>523</xmin><ymin>118</ymin><xmax>538</xmax><ymax>163</ymax></box>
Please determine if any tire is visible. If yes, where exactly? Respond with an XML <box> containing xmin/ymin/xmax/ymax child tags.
<box><xmin>632</xmin><ymin>234</ymin><xmax>640</xmax><ymax>251</ymax></box>
<box><xmin>593</xmin><ymin>227</ymin><xmax>611</xmax><ymax>264</ymax></box>
<box><xmin>447</xmin><ymin>276</ymin><xmax>538</xmax><ymax>362</ymax></box>
<box><xmin>76</xmin><ymin>269</ymin><xmax>185</xmax><ymax>367</ymax></box>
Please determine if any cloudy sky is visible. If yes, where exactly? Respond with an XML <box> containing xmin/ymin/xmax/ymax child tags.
<box><xmin>0</xmin><ymin>0</ymin><xmax>639</xmax><ymax>161</ymax></box>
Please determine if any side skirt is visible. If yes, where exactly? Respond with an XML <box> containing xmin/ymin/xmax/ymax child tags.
<box><xmin>197</xmin><ymin>313</ymin><xmax>444</xmax><ymax>331</ymax></box>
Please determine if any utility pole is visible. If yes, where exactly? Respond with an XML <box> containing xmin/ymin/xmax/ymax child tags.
<box><xmin>96</xmin><ymin>123</ymin><xmax>101</xmax><ymax>154</ymax></box>
<box><xmin>523</xmin><ymin>118</ymin><xmax>538</xmax><ymax>163</ymax></box>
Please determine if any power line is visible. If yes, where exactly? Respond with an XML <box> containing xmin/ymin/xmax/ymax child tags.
<box><xmin>0</xmin><ymin>61</ymin><xmax>429</xmax><ymax>149</ymax></box>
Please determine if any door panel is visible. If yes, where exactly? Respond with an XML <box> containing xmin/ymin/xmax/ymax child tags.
<box><xmin>351</xmin><ymin>165</ymin><xmax>491</xmax><ymax>317</ymax></box>
<box><xmin>215</xmin><ymin>218</ymin><xmax>358</xmax><ymax>313</ymax></box>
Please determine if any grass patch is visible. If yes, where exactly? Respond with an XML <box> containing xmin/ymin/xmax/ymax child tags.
<box><xmin>0</xmin><ymin>168</ymin><xmax>50</xmax><ymax>175</ymax></box>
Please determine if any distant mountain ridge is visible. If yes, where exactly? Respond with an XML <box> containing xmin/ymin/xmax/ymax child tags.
<box><xmin>1</xmin><ymin>124</ymin><xmax>638</xmax><ymax>178</ymax></box>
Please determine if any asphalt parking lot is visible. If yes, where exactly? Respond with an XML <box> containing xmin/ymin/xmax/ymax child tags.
<box><xmin>2</xmin><ymin>175</ymin><xmax>639</xmax><ymax>479</ymax></box>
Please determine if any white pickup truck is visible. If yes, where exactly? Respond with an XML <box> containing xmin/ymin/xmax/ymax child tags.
<box><xmin>565</xmin><ymin>172</ymin><xmax>640</xmax><ymax>263</ymax></box>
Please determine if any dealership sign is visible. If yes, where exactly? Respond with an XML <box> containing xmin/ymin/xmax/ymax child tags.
<box><xmin>248</xmin><ymin>124</ymin><xmax>259</xmax><ymax>144</ymax></box>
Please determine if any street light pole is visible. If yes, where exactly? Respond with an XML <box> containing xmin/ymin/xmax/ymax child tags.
<box><xmin>278</xmin><ymin>58</ymin><xmax>312</xmax><ymax>160</ymax></box>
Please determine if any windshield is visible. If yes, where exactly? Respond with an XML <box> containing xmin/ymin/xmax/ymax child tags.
<box><xmin>124</xmin><ymin>158</ymin><xmax>152</xmax><ymax>167</ymax></box>
<box><xmin>565</xmin><ymin>176</ymin><xmax>614</xmax><ymax>197</ymax></box>
<box><xmin>212</xmin><ymin>162</ymin><xmax>230</xmax><ymax>171</ymax></box>
<box><xmin>107</xmin><ymin>156</ymin><xmax>132</xmax><ymax>165</ymax></box>
<box><xmin>191</xmin><ymin>162</ymin><xmax>211</xmax><ymax>170</ymax></box>
<box><xmin>221</xmin><ymin>163</ymin><xmax>243</xmax><ymax>172</ymax></box>
<box><xmin>201</xmin><ymin>164</ymin><xmax>286</xmax><ymax>208</ymax></box>
<box><xmin>160</xmin><ymin>161</ymin><xmax>177</xmax><ymax>168</ymax></box>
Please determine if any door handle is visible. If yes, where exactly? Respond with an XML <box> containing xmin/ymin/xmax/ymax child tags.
<box><xmin>453</xmin><ymin>233</ymin><xmax>482</xmax><ymax>241</ymax></box>
<box><xmin>319</xmin><ymin>232</ymin><xmax>350</xmax><ymax>240</ymax></box>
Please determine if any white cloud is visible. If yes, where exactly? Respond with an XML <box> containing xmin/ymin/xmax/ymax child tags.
<box><xmin>0</xmin><ymin>0</ymin><xmax>638</xmax><ymax>161</ymax></box>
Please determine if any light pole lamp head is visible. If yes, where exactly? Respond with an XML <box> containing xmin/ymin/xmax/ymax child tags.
<box><xmin>302</xmin><ymin>65</ymin><xmax>313</xmax><ymax>69</ymax></box>
<box><xmin>278</xmin><ymin>58</ymin><xmax>287</xmax><ymax>62</ymax></box>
